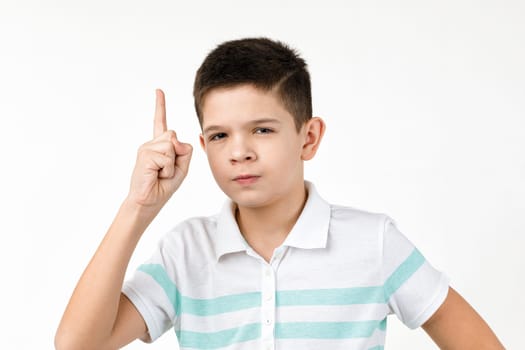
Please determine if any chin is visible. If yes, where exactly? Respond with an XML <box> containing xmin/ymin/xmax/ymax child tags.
<box><xmin>229</xmin><ymin>195</ymin><xmax>266</xmax><ymax>208</ymax></box>
<box><xmin>226</xmin><ymin>190</ymin><xmax>273</xmax><ymax>209</ymax></box>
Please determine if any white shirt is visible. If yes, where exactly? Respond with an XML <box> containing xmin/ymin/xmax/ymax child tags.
<box><xmin>123</xmin><ymin>181</ymin><xmax>449</xmax><ymax>349</ymax></box>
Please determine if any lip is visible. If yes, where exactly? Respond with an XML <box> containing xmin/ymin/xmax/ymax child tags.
<box><xmin>233</xmin><ymin>174</ymin><xmax>260</xmax><ymax>185</ymax></box>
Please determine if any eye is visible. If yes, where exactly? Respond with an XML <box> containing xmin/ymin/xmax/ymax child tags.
<box><xmin>254</xmin><ymin>127</ymin><xmax>274</xmax><ymax>134</ymax></box>
<box><xmin>209</xmin><ymin>132</ymin><xmax>227</xmax><ymax>141</ymax></box>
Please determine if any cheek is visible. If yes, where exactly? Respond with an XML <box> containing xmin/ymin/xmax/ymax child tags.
<box><xmin>206</xmin><ymin>149</ymin><xmax>227</xmax><ymax>175</ymax></box>
<box><xmin>266</xmin><ymin>140</ymin><xmax>301</xmax><ymax>167</ymax></box>
<box><xmin>281</xmin><ymin>136</ymin><xmax>303</xmax><ymax>156</ymax></box>
<box><xmin>208</xmin><ymin>156</ymin><xmax>221</xmax><ymax>170</ymax></box>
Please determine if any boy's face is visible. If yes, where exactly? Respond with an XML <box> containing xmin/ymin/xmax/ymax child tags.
<box><xmin>199</xmin><ymin>84</ymin><xmax>315</xmax><ymax>209</ymax></box>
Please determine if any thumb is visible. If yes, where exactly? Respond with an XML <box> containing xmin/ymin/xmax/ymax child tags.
<box><xmin>173</xmin><ymin>141</ymin><xmax>193</xmax><ymax>177</ymax></box>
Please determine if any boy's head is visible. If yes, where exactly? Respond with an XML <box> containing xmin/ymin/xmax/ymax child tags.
<box><xmin>193</xmin><ymin>37</ymin><xmax>325</xmax><ymax>209</ymax></box>
<box><xmin>193</xmin><ymin>37</ymin><xmax>312</xmax><ymax>131</ymax></box>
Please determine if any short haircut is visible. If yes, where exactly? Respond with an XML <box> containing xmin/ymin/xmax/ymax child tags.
<box><xmin>193</xmin><ymin>37</ymin><xmax>312</xmax><ymax>131</ymax></box>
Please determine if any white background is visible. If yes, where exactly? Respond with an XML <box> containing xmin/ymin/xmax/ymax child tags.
<box><xmin>1</xmin><ymin>0</ymin><xmax>523</xmax><ymax>349</ymax></box>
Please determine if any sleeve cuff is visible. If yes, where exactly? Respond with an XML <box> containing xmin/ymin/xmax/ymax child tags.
<box><xmin>405</xmin><ymin>273</ymin><xmax>450</xmax><ymax>329</ymax></box>
<box><xmin>122</xmin><ymin>283</ymin><xmax>162</xmax><ymax>342</ymax></box>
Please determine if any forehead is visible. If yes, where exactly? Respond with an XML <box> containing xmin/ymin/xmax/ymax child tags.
<box><xmin>201</xmin><ymin>84</ymin><xmax>294</xmax><ymax>129</ymax></box>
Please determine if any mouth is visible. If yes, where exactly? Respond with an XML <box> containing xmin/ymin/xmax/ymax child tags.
<box><xmin>233</xmin><ymin>174</ymin><xmax>260</xmax><ymax>185</ymax></box>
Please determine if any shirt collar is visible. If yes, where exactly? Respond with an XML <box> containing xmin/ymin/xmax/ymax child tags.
<box><xmin>214</xmin><ymin>200</ymin><xmax>249</xmax><ymax>261</ymax></box>
<box><xmin>281</xmin><ymin>181</ymin><xmax>331</xmax><ymax>250</ymax></box>
<box><xmin>213</xmin><ymin>181</ymin><xmax>331</xmax><ymax>261</ymax></box>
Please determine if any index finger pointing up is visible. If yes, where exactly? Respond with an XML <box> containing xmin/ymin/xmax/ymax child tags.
<box><xmin>154</xmin><ymin>89</ymin><xmax>167</xmax><ymax>138</ymax></box>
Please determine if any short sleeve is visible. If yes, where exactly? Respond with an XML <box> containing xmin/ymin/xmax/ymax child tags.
<box><xmin>122</xmin><ymin>235</ymin><xmax>179</xmax><ymax>342</ymax></box>
<box><xmin>381</xmin><ymin>216</ymin><xmax>450</xmax><ymax>329</ymax></box>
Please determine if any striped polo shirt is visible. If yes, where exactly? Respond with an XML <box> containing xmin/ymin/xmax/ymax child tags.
<box><xmin>123</xmin><ymin>181</ymin><xmax>449</xmax><ymax>349</ymax></box>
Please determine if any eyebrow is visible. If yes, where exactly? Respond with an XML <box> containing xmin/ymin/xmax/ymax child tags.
<box><xmin>203</xmin><ymin>118</ymin><xmax>281</xmax><ymax>134</ymax></box>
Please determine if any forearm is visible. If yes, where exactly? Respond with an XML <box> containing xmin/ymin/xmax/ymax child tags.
<box><xmin>56</xmin><ymin>199</ymin><xmax>157</xmax><ymax>349</ymax></box>
<box><xmin>56</xmin><ymin>89</ymin><xmax>192</xmax><ymax>349</ymax></box>
<box><xmin>423</xmin><ymin>287</ymin><xmax>504</xmax><ymax>349</ymax></box>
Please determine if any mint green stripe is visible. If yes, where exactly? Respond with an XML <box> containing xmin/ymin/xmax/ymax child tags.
<box><xmin>176</xmin><ymin>323</ymin><xmax>260</xmax><ymax>349</ymax></box>
<box><xmin>138</xmin><ymin>264</ymin><xmax>260</xmax><ymax>316</ymax></box>
<box><xmin>138</xmin><ymin>264</ymin><xmax>181</xmax><ymax>315</ymax></box>
<box><xmin>378</xmin><ymin>318</ymin><xmax>387</xmax><ymax>331</ymax></box>
<box><xmin>368</xmin><ymin>346</ymin><xmax>384</xmax><ymax>350</ymax></box>
<box><xmin>277</xmin><ymin>286</ymin><xmax>385</xmax><ymax>306</ymax></box>
<box><xmin>275</xmin><ymin>319</ymin><xmax>387</xmax><ymax>339</ymax></box>
<box><xmin>384</xmin><ymin>248</ymin><xmax>425</xmax><ymax>300</ymax></box>
<box><xmin>180</xmin><ymin>292</ymin><xmax>261</xmax><ymax>316</ymax></box>
<box><xmin>276</xmin><ymin>248</ymin><xmax>425</xmax><ymax>307</ymax></box>
<box><xmin>138</xmin><ymin>248</ymin><xmax>425</xmax><ymax>320</ymax></box>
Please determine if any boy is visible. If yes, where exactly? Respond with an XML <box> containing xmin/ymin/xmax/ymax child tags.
<box><xmin>55</xmin><ymin>38</ymin><xmax>504</xmax><ymax>349</ymax></box>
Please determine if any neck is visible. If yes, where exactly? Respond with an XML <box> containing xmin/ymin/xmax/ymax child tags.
<box><xmin>235</xmin><ymin>182</ymin><xmax>308</xmax><ymax>254</ymax></box>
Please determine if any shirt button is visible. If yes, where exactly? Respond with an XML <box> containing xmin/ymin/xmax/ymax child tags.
<box><xmin>265</xmin><ymin>268</ymin><xmax>272</xmax><ymax>277</ymax></box>
<box><xmin>265</xmin><ymin>318</ymin><xmax>273</xmax><ymax>326</ymax></box>
<box><xmin>265</xmin><ymin>293</ymin><xmax>273</xmax><ymax>301</ymax></box>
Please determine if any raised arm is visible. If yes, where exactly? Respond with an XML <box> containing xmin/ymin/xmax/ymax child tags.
<box><xmin>55</xmin><ymin>90</ymin><xmax>192</xmax><ymax>350</ymax></box>
<box><xmin>422</xmin><ymin>287</ymin><xmax>504</xmax><ymax>349</ymax></box>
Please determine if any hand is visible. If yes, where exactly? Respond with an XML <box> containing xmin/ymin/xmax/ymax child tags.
<box><xmin>127</xmin><ymin>89</ymin><xmax>193</xmax><ymax>211</ymax></box>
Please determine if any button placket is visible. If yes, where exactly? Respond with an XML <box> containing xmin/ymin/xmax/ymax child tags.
<box><xmin>261</xmin><ymin>264</ymin><xmax>276</xmax><ymax>349</ymax></box>
<box><xmin>270</xmin><ymin>246</ymin><xmax>287</xmax><ymax>271</ymax></box>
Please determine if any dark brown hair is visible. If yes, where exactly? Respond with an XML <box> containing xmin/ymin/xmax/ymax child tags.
<box><xmin>193</xmin><ymin>37</ymin><xmax>312</xmax><ymax>131</ymax></box>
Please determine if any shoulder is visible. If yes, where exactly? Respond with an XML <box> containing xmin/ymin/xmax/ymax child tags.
<box><xmin>156</xmin><ymin>214</ymin><xmax>220</xmax><ymax>256</ymax></box>
<box><xmin>329</xmin><ymin>203</ymin><xmax>392</xmax><ymax>233</ymax></box>
<box><xmin>307</xmin><ymin>181</ymin><xmax>394</xmax><ymax>245</ymax></box>
<box><xmin>171</xmin><ymin>214</ymin><xmax>219</xmax><ymax>236</ymax></box>
<box><xmin>325</xmin><ymin>203</ymin><xmax>396</xmax><ymax>264</ymax></box>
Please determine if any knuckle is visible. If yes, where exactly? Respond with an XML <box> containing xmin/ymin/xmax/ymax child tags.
<box><xmin>166</xmin><ymin>165</ymin><xmax>175</xmax><ymax>177</ymax></box>
<box><xmin>159</xmin><ymin>162</ymin><xmax>175</xmax><ymax>178</ymax></box>
<box><xmin>157</xmin><ymin>142</ymin><xmax>174</xmax><ymax>156</ymax></box>
<box><xmin>137</xmin><ymin>146</ymin><xmax>145</xmax><ymax>156</ymax></box>
<box><xmin>138</xmin><ymin>141</ymin><xmax>151</xmax><ymax>150</ymax></box>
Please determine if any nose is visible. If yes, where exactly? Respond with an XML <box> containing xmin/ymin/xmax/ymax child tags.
<box><xmin>230</xmin><ymin>136</ymin><xmax>256</xmax><ymax>164</ymax></box>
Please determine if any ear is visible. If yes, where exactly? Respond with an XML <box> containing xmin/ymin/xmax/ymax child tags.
<box><xmin>301</xmin><ymin>117</ymin><xmax>326</xmax><ymax>161</ymax></box>
<box><xmin>199</xmin><ymin>134</ymin><xmax>206</xmax><ymax>152</ymax></box>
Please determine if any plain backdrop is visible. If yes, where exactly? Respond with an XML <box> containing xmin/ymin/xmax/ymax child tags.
<box><xmin>0</xmin><ymin>0</ymin><xmax>523</xmax><ymax>349</ymax></box>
